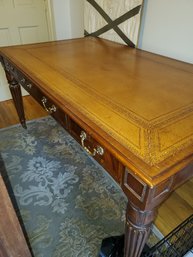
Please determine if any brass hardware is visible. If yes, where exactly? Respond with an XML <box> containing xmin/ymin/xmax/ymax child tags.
<box><xmin>41</xmin><ymin>96</ymin><xmax>57</xmax><ymax>114</ymax></box>
<box><xmin>20</xmin><ymin>78</ymin><xmax>32</xmax><ymax>89</ymax></box>
<box><xmin>80</xmin><ymin>131</ymin><xmax>104</xmax><ymax>156</ymax></box>
<box><xmin>26</xmin><ymin>83</ymin><xmax>32</xmax><ymax>89</ymax></box>
<box><xmin>21</xmin><ymin>78</ymin><xmax>25</xmax><ymax>83</ymax></box>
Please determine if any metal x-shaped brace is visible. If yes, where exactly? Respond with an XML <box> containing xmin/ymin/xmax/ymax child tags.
<box><xmin>85</xmin><ymin>0</ymin><xmax>142</xmax><ymax>47</ymax></box>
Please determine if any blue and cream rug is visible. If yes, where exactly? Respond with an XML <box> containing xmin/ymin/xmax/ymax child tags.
<box><xmin>0</xmin><ymin>116</ymin><xmax>160</xmax><ymax>257</ymax></box>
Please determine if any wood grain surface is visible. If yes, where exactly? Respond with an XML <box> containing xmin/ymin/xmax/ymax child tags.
<box><xmin>0</xmin><ymin>38</ymin><xmax>192</xmax><ymax>187</ymax></box>
<box><xmin>0</xmin><ymin>96</ymin><xmax>192</xmax><ymax>236</ymax></box>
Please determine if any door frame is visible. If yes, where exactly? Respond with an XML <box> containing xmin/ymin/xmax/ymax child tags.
<box><xmin>0</xmin><ymin>0</ymin><xmax>56</xmax><ymax>102</ymax></box>
<box><xmin>45</xmin><ymin>0</ymin><xmax>56</xmax><ymax>41</ymax></box>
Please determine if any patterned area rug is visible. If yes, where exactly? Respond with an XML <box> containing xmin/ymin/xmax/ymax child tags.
<box><xmin>0</xmin><ymin>117</ymin><xmax>160</xmax><ymax>257</ymax></box>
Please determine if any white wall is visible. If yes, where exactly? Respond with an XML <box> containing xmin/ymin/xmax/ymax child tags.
<box><xmin>52</xmin><ymin>0</ymin><xmax>84</xmax><ymax>40</ymax></box>
<box><xmin>0</xmin><ymin>65</ymin><xmax>11</xmax><ymax>100</ymax></box>
<box><xmin>138</xmin><ymin>0</ymin><xmax>193</xmax><ymax>64</ymax></box>
<box><xmin>51</xmin><ymin>0</ymin><xmax>71</xmax><ymax>40</ymax></box>
<box><xmin>70</xmin><ymin>0</ymin><xmax>84</xmax><ymax>38</ymax></box>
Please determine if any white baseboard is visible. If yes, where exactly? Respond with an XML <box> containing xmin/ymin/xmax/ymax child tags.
<box><xmin>151</xmin><ymin>224</ymin><xmax>164</xmax><ymax>241</ymax></box>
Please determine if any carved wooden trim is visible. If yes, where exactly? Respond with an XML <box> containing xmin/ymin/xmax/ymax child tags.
<box><xmin>123</xmin><ymin>168</ymin><xmax>147</xmax><ymax>202</ymax></box>
<box><xmin>152</xmin><ymin>177</ymin><xmax>173</xmax><ymax>201</ymax></box>
<box><xmin>124</xmin><ymin>202</ymin><xmax>157</xmax><ymax>257</ymax></box>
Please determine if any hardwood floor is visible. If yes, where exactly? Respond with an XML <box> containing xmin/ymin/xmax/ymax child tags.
<box><xmin>0</xmin><ymin>95</ymin><xmax>192</xmax><ymax>236</ymax></box>
<box><xmin>156</xmin><ymin>183</ymin><xmax>193</xmax><ymax>235</ymax></box>
<box><xmin>0</xmin><ymin>96</ymin><xmax>47</xmax><ymax>128</ymax></box>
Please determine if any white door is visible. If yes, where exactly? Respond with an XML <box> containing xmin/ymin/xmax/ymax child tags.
<box><xmin>0</xmin><ymin>0</ymin><xmax>52</xmax><ymax>101</ymax></box>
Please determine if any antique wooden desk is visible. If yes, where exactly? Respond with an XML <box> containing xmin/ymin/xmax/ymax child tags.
<box><xmin>0</xmin><ymin>37</ymin><xmax>193</xmax><ymax>257</ymax></box>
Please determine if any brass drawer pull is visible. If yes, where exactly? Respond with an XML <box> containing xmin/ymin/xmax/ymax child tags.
<box><xmin>41</xmin><ymin>96</ymin><xmax>57</xmax><ymax>114</ymax></box>
<box><xmin>20</xmin><ymin>78</ymin><xmax>32</xmax><ymax>89</ymax></box>
<box><xmin>80</xmin><ymin>131</ymin><xmax>104</xmax><ymax>156</ymax></box>
<box><xmin>26</xmin><ymin>83</ymin><xmax>32</xmax><ymax>89</ymax></box>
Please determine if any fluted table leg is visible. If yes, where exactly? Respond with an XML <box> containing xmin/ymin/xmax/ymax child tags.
<box><xmin>124</xmin><ymin>202</ymin><xmax>156</xmax><ymax>257</ymax></box>
<box><xmin>9</xmin><ymin>78</ymin><xmax>27</xmax><ymax>129</ymax></box>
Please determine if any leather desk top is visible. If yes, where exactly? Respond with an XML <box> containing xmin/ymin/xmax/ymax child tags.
<box><xmin>0</xmin><ymin>37</ymin><xmax>192</xmax><ymax>186</ymax></box>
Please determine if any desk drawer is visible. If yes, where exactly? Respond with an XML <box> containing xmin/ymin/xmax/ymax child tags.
<box><xmin>69</xmin><ymin>119</ymin><xmax>123</xmax><ymax>183</ymax></box>
<box><xmin>17</xmin><ymin>72</ymin><xmax>67</xmax><ymax>129</ymax></box>
<box><xmin>16</xmin><ymin>69</ymin><xmax>123</xmax><ymax>184</ymax></box>
<box><xmin>18</xmin><ymin>72</ymin><xmax>34</xmax><ymax>92</ymax></box>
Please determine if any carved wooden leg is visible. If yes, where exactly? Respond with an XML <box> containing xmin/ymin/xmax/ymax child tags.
<box><xmin>9</xmin><ymin>80</ymin><xmax>27</xmax><ymax>129</ymax></box>
<box><xmin>124</xmin><ymin>202</ymin><xmax>157</xmax><ymax>257</ymax></box>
